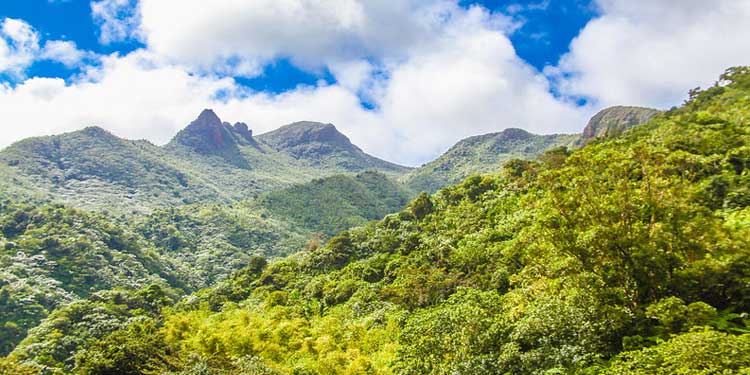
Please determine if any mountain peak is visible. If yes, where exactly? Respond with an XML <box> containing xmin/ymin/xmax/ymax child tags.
<box><xmin>232</xmin><ymin>122</ymin><xmax>254</xmax><ymax>143</ymax></box>
<box><xmin>167</xmin><ymin>109</ymin><xmax>250</xmax><ymax>168</ymax></box>
<box><xmin>170</xmin><ymin>109</ymin><xmax>235</xmax><ymax>153</ymax></box>
<box><xmin>498</xmin><ymin>128</ymin><xmax>533</xmax><ymax>141</ymax></box>
<box><xmin>578</xmin><ymin>106</ymin><xmax>660</xmax><ymax>144</ymax></box>
<box><xmin>257</xmin><ymin>121</ymin><xmax>355</xmax><ymax>152</ymax></box>
<box><xmin>196</xmin><ymin>108</ymin><xmax>221</xmax><ymax>124</ymax></box>
<box><xmin>256</xmin><ymin>121</ymin><xmax>409</xmax><ymax>173</ymax></box>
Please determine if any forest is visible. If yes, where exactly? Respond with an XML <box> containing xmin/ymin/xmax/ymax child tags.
<box><xmin>1</xmin><ymin>67</ymin><xmax>750</xmax><ymax>374</ymax></box>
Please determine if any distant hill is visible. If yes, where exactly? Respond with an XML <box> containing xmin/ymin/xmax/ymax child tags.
<box><xmin>402</xmin><ymin>106</ymin><xmax>660</xmax><ymax>193</ymax></box>
<box><xmin>401</xmin><ymin>129</ymin><xmax>579</xmax><ymax>193</ymax></box>
<box><xmin>0</xmin><ymin>111</ymin><xmax>412</xmax><ymax>213</ymax></box>
<box><xmin>257</xmin><ymin>121</ymin><xmax>410</xmax><ymax>174</ymax></box>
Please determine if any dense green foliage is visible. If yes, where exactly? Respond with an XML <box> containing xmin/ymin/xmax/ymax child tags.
<box><xmin>258</xmin><ymin>171</ymin><xmax>412</xmax><ymax>236</ymax></box>
<box><xmin>0</xmin><ymin>203</ymin><xmax>187</xmax><ymax>355</ymax></box>
<box><xmin>400</xmin><ymin>128</ymin><xmax>578</xmax><ymax>193</ymax></box>
<box><xmin>0</xmin><ymin>171</ymin><xmax>411</xmax><ymax>357</ymax></box>
<box><xmin>2</xmin><ymin>68</ymin><xmax>750</xmax><ymax>374</ymax></box>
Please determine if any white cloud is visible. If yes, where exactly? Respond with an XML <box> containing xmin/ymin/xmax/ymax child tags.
<box><xmin>0</xmin><ymin>4</ymin><xmax>590</xmax><ymax>166</ymax></box>
<box><xmin>40</xmin><ymin>40</ymin><xmax>88</xmax><ymax>67</ymax></box>
<box><xmin>91</xmin><ymin>0</ymin><xmax>141</xmax><ymax>44</ymax></box>
<box><xmin>549</xmin><ymin>0</ymin><xmax>750</xmax><ymax>108</ymax></box>
<box><xmin>0</xmin><ymin>18</ymin><xmax>95</xmax><ymax>76</ymax></box>
<box><xmin>0</xmin><ymin>51</ymin><xmax>236</xmax><ymax>146</ymax></box>
<box><xmin>0</xmin><ymin>18</ymin><xmax>40</xmax><ymax>76</ymax></box>
<box><xmin>135</xmin><ymin>0</ymin><xmax>517</xmax><ymax>77</ymax></box>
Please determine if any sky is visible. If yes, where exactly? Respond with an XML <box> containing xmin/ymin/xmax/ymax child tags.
<box><xmin>0</xmin><ymin>0</ymin><xmax>748</xmax><ymax>166</ymax></box>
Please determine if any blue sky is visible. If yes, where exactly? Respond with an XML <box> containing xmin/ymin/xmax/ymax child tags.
<box><xmin>0</xmin><ymin>0</ymin><xmax>596</xmax><ymax>92</ymax></box>
<box><xmin>0</xmin><ymin>0</ymin><xmax>746</xmax><ymax>165</ymax></box>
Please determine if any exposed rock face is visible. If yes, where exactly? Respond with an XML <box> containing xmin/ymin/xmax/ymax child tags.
<box><xmin>168</xmin><ymin>109</ymin><xmax>249</xmax><ymax>168</ymax></box>
<box><xmin>577</xmin><ymin>106</ymin><xmax>661</xmax><ymax>145</ymax></box>
<box><xmin>233</xmin><ymin>122</ymin><xmax>253</xmax><ymax>142</ymax></box>
<box><xmin>171</xmin><ymin>109</ymin><xmax>236</xmax><ymax>154</ymax></box>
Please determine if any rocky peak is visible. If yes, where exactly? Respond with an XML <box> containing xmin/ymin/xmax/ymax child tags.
<box><xmin>578</xmin><ymin>106</ymin><xmax>661</xmax><ymax>145</ymax></box>
<box><xmin>167</xmin><ymin>109</ymin><xmax>249</xmax><ymax>168</ymax></box>
<box><xmin>170</xmin><ymin>109</ymin><xmax>236</xmax><ymax>154</ymax></box>
<box><xmin>233</xmin><ymin>122</ymin><xmax>253</xmax><ymax>142</ymax></box>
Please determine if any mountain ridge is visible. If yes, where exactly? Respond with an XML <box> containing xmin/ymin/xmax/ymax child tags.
<box><xmin>401</xmin><ymin>106</ymin><xmax>661</xmax><ymax>192</ymax></box>
<box><xmin>0</xmin><ymin>111</ymin><xmax>413</xmax><ymax>212</ymax></box>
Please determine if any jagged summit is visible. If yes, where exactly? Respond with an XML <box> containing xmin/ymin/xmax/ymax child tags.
<box><xmin>233</xmin><ymin>122</ymin><xmax>253</xmax><ymax>143</ymax></box>
<box><xmin>167</xmin><ymin>109</ymin><xmax>250</xmax><ymax>168</ymax></box>
<box><xmin>170</xmin><ymin>109</ymin><xmax>236</xmax><ymax>153</ymax></box>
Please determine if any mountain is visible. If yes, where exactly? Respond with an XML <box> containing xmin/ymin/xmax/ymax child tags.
<box><xmin>576</xmin><ymin>106</ymin><xmax>661</xmax><ymax>145</ymax></box>
<box><xmin>9</xmin><ymin>67</ymin><xmax>749</xmax><ymax>375</ymax></box>
<box><xmin>402</xmin><ymin>106</ymin><xmax>660</xmax><ymax>193</ymax></box>
<box><xmin>0</xmin><ymin>126</ymin><xmax>220</xmax><ymax>212</ymax></box>
<box><xmin>257</xmin><ymin>121</ymin><xmax>410</xmax><ymax>174</ymax></box>
<box><xmin>401</xmin><ymin>128</ymin><xmax>579</xmax><ymax>193</ymax></box>
<box><xmin>0</xmin><ymin>112</ymin><xmax>412</xmax><ymax>213</ymax></box>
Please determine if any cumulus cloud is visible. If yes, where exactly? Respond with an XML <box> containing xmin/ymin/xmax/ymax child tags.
<box><xmin>0</xmin><ymin>3</ymin><xmax>592</xmax><ymax>165</ymax></box>
<box><xmin>0</xmin><ymin>18</ymin><xmax>95</xmax><ymax>76</ymax></box>
<box><xmin>136</xmin><ymin>0</ymin><xmax>517</xmax><ymax>77</ymax></box>
<box><xmin>40</xmin><ymin>41</ymin><xmax>89</xmax><ymax>67</ymax></box>
<box><xmin>0</xmin><ymin>18</ymin><xmax>40</xmax><ymax>76</ymax></box>
<box><xmin>91</xmin><ymin>0</ymin><xmax>141</xmax><ymax>44</ymax></box>
<box><xmin>549</xmin><ymin>0</ymin><xmax>750</xmax><ymax>108</ymax></box>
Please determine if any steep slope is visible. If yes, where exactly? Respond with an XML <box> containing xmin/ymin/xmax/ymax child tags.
<box><xmin>401</xmin><ymin>128</ymin><xmax>578</xmax><ymax>193</ymax></box>
<box><xmin>168</xmin><ymin>109</ymin><xmax>250</xmax><ymax>168</ymax></box>
<box><xmin>576</xmin><ymin>106</ymin><xmax>661</xmax><ymax>145</ymax></box>
<box><xmin>257</xmin><ymin>121</ymin><xmax>411</xmax><ymax>175</ymax></box>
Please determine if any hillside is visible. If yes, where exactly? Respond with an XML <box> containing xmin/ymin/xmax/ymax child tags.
<box><xmin>257</xmin><ymin>171</ymin><xmax>412</xmax><ymax>236</ymax></box>
<box><xmin>0</xmin><ymin>171</ymin><xmax>411</xmax><ymax>356</ymax></box>
<box><xmin>401</xmin><ymin>128</ymin><xmax>579</xmax><ymax>193</ymax></box>
<box><xmin>0</xmin><ymin>203</ymin><xmax>187</xmax><ymax>355</ymax></box>
<box><xmin>4</xmin><ymin>67</ymin><xmax>749</xmax><ymax>374</ymax></box>
<box><xmin>0</xmin><ymin>127</ymin><xmax>220</xmax><ymax>212</ymax></box>
<box><xmin>402</xmin><ymin>106</ymin><xmax>660</xmax><ymax>193</ymax></box>
<box><xmin>0</xmin><ymin>112</ymin><xmax>412</xmax><ymax>213</ymax></box>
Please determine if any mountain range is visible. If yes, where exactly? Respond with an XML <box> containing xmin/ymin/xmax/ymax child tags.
<box><xmin>0</xmin><ymin>106</ymin><xmax>659</xmax><ymax>212</ymax></box>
